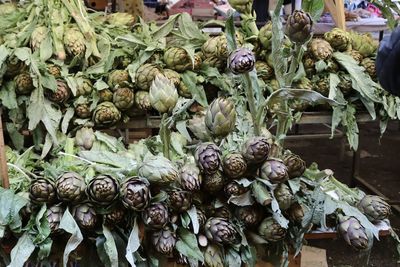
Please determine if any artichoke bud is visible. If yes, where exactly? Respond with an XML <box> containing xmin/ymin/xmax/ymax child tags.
<box><xmin>205</xmin><ymin>97</ymin><xmax>236</xmax><ymax>138</ymax></box>
<box><xmin>142</xmin><ymin>203</ymin><xmax>169</xmax><ymax>229</ymax></box>
<box><xmin>237</xmin><ymin>206</ymin><xmax>263</xmax><ymax>227</ymax></box>
<box><xmin>138</xmin><ymin>155</ymin><xmax>178</xmax><ymax>184</ymax></box>
<box><xmin>29</xmin><ymin>178</ymin><xmax>56</xmax><ymax>204</ymax></box>
<box><xmin>251</xmin><ymin>180</ymin><xmax>272</xmax><ymax>206</ymax></box>
<box><xmin>338</xmin><ymin>215</ymin><xmax>370</xmax><ymax>250</ymax></box>
<box><xmin>358</xmin><ymin>195</ymin><xmax>391</xmax><ymax>222</ymax></box>
<box><xmin>120</xmin><ymin>177</ymin><xmax>151</xmax><ymax>211</ymax></box>
<box><xmin>204</xmin><ymin>244</ymin><xmax>224</xmax><ymax>267</ymax></box>
<box><xmin>113</xmin><ymin>87</ymin><xmax>134</xmax><ymax>111</ymax></box>
<box><xmin>30</xmin><ymin>26</ymin><xmax>48</xmax><ymax>51</ymax></box>
<box><xmin>46</xmin><ymin>80</ymin><xmax>71</xmax><ymax>104</ymax></box>
<box><xmin>106</xmin><ymin>12</ymin><xmax>135</xmax><ymax>26</ymax></box>
<box><xmin>135</xmin><ymin>63</ymin><xmax>162</xmax><ymax>91</ymax></box>
<box><xmin>274</xmin><ymin>183</ymin><xmax>294</xmax><ymax>210</ymax></box>
<box><xmin>76</xmin><ymin>78</ymin><xmax>93</xmax><ymax>96</ymax></box>
<box><xmin>47</xmin><ymin>204</ymin><xmax>64</xmax><ymax>235</ymax></box>
<box><xmin>241</xmin><ymin>136</ymin><xmax>270</xmax><ymax>165</ymax></box>
<box><xmin>222</xmin><ymin>153</ymin><xmax>247</xmax><ymax>179</ymax></box>
<box><xmin>224</xmin><ymin>180</ymin><xmax>247</xmax><ymax>198</ymax></box>
<box><xmin>195</xmin><ymin>142</ymin><xmax>221</xmax><ymax>175</ymax></box>
<box><xmin>288</xmin><ymin>202</ymin><xmax>307</xmax><ymax>223</ymax></box>
<box><xmin>99</xmin><ymin>89</ymin><xmax>114</xmax><ymax>102</ymax></box>
<box><xmin>204</xmin><ymin>217</ymin><xmax>240</xmax><ymax>245</ymax></box>
<box><xmin>187</xmin><ymin>113</ymin><xmax>211</xmax><ymax>141</ymax></box>
<box><xmin>75</xmin><ymin>104</ymin><xmax>91</xmax><ymax>119</ymax></box>
<box><xmin>260</xmin><ymin>159</ymin><xmax>289</xmax><ymax>184</ymax></box>
<box><xmin>324</xmin><ymin>28</ymin><xmax>351</xmax><ymax>51</ymax></box>
<box><xmin>75</xmin><ymin>127</ymin><xmax>95</xmax><ymax>150</ymax></box>
<box><xmin>285</xmin><ymin>10</ymin><xmax>313</xmax><ymax>43</ymax></box>
<box><xmin>164</xmin><ymin>47</ymin><xmax>192</xmax><ymax>72</ymax></box>
<box><xmin>179</xmin><ymin>163</ymin><xmax>202</xmax><ymax>191</ymax></box>
<box><xmin>228</xmin><ymin>48</ymin><xmax>255</xmax><ymax>75</ymax></box>
<box><xmin>107</xmin><ymin>70</ymin><xmax>130</xmax><ymax>90</ymax></box>
<box><xmin>93</xmin><ymin>102</ymin><xmax>122</xmax><ymax>127</ymax></box>
<box><xmin>15</xmin><ymin>72</ymin><xmax>34</xmax><ymax>95</ymax></box>
<box><xmin>258</xmin><ymin>217</ymin><xmax>287</xmax><ymax>241</ymax></box>
<box><xmin>162</xmin><ymin>69</ymin><xmax>181</xmax><ymax>88</ymax></box>
<box><xmin>149</xmin><ymin>74</ymin><xmax>178</xmax><ymax>113</ymax></box>
<box><xmin>56</xmin><ymin>172</ymin><xmax>86</xmax><ymax>203</ymax></box>
<box><xmin>87</xmin><ymin>175</ymin><xmax>119</xmax><ymax>206</ymax></box>
<box><xmin>283</xmin><ymin>152</ymin><xmax>306</xmax><ymax>179</ymax></box>
<box><xmin>255</xmin><ymin>61</ymin><xmax>274</xmax><ymax>81</ymax></box>
<box><xmin>168</xmin><ymin>190</ymin><xmax>192</xmax><ymax>213</ymax></box>
<box><xmin>259</xmin><ymin>22</ymin><xmax>273</xmax><ymax>50</ymax></box>
<box><xmin>309</xmin><ymin>39</ymin><xmax>333</xmax><ymax>60</ymax></box>
<box><xmin>64</xmin><ymin>27</ymin><xmax>86</xmax><ymax>57</ymax></box>
<box><xmin>134</xmin><ymin>90</ymin><xmax>152</xmax><ymax>111</ymax></box>
<box><xmin>72</xmin><ymin>203</ymin><xmax>98</xmax><ymax>231</ymax></box>
<box><xmin>203</xmin><ymin>171</ymin><xmax>225</xmax><ymax>194</ymax></box>
<box><xmin>228</xmin><ymin>0</ymin><xmax>252</xmax><ymax>14</ymax></box>
<box><xmin>151</xmin><ymin>229</ymin><xmax>177</xmax><ymax>256</ymax></box>
<box><xmin>104</xmin><ymin>206</ymin><xmax>126</xmax><ymax>226</ymax></box>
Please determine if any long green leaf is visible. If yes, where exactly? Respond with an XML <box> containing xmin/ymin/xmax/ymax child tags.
<box><xmin>176</xmin><ymin>228</ymin><xmax>204</xmax><ymax>262</ymax></box>
<box><xmin>103</xmin><ymin>225</ymin><xmax>118</xmax><ymax>267</ymax></box>
<box><xmin>7</xmin><ymin>232</ymin><xmax>35</xmax><ymax>267</ymax></box>
<box><xmin>302</xmin><ymin>0</ymin><xmax>324</xmax><ymax>21</ymax></box>
<box><xmin>59</xmin><ymin>209</ymin><xmax>83</xmax><ymax>267</ymax></box>
<box><xmin>126</xmin><ymin>219</ymin><xmax>140</xmax><ymax>267</ymax></box>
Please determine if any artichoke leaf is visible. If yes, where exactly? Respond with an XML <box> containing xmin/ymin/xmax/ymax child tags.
<box><xmin>176</xmin><ymin>228</ymin><xmax>204</xmax><ymax>262</ymax></box>
<box><xmin>302</xmin><ymin>0</ymin><xmax>324</xmax><ymax>21</ymax></box>
<box><xmin>126</xmin><ymin>219</ymin><xmax>140</xmax><ymax>267</ymax></box>
<box><xmin>59</xmin><ymin>209</ymin><xmax>83</xmax><ymax>267</ymax></box>
<box><xmin>7</xmin><ymin>232</ymin><xmax>35</xmax><ymax>267</ymax></box>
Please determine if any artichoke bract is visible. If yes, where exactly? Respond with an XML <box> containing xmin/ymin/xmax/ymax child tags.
<box><xmin>228</xmin><ymin>48</ymin><xmax>255</xmax><ymax>75</ymax></box>
<box><xmin>108</xmin><ymin>70</ymin><xmax>130</xmax><ymax>89</ymax></box>
<box><xmin>205</xmin><ymin>97</ymin><xmax>236</xmax><ymax>138</ymax></box>
<box><xmin>30</xmin><ymin>26</ymin><xmax>48</xmax><ymax>51</ymax></box>
<box><xmin>309</xmin><ymin>39</ymin><xmax>333</xmax><ymax>60</ymax></box>
<box><xmin>285</xmin><ymin>10</ymin><xmax>313</xmax><ymax>44</ymax></box>
<box><xmin>324</xmin><ymin>28</ymin><xmax>351</xmax><ymax>51</ymax></box>
<box><xmin>138</xmin><ymin>155</ymin><xmax>178</xmax><ymax>184</ymax></box>
<box><xmin>274</xmin><ymin>184</ymin><xmax>294</xmax><ymax>210</ymax></box>
<box><xmin>15</xmin><ymin>72</ymin><xmax>34</xmax><ymax>95</ymax></box>
<box><xmin>113</xmin><ymin>87</ymin><xmax>134</xmax><ymax>111</ymax></box>
<box><xmin>164</xmin><ymin>47</ymin><xmax>192</xmax><ymax>72</ymax></box>
<box><xmin>338</xmin><ymin>216</ymin><xmax>370</xmax><ymax>250</ymax></box>
<box><xmin>168</xmin><ymin>190</ymin><xmax>192</xmax><ymax>213</ymax></box>
<box><xmin>283</xmin><ymin>152</ymin><xmax>306</xmax><ymax>179</ymax></box>
<box><xmin>72</xmin><ymin>203</ymin><xmax>98</xmax><ymax>231</ymax></box>
<box><xmin>56</xmin><ymin>172</ymin><xmax>86</xmax><ymax>203</ymax></box>
<box><xmin>134</xmin><ymin>91</ymin><xmax>152</xmax><ymax>111</ymax></box>
<box><xmin>179</xmin><ymin>163</ymin><xmax>202</xmax><ymax>191</ymax></box>
<box><xmin>241</xmin><ymin>136</ymin><xmax>270</xmax><ymax>165</ymax></box>
<box><xmin>64</xmin><ymin>27</ymin><xmax>86</xmax><ymax>58</ymax></box>
<box><xmin>151</xmin><ymin>229</ymin><xmax>177</xmax><ymax>256</ymax></box>
<box><xmin>149</xmin><ymin>74</ymin><xmax>178</xmax><ymax>113</ymax></box>
<box><xmin>204</xmin><ymin>217</ymin><xmax>240</xmax><ymax>245</ymax></box>
<box><xmin>135</xmin><ymin>63</ymin><xmax>162</xmax><ymax>91</ymax></box>
<box><xmin>46</xmin><ymin>81</ymin><xmax>71</xmax><ymax>104</ymax></box>
<box><xmin>260</xmin><ymin>159</ymin><xmax>289</xmax><ymax>184</ymax></box>
<box><xmin>259</xmin><ymin>217</ymin><xmax>287</xmax><ymax>241</ymax></box>
<box><xmin>93</xmin><ymin>102</ymin><xmax>121</xmax><ymax>127</ymax></box>
<box><xmin>358</xmin><ymin>195</ymin><xmax>391</xmax><ymax>222</ymax></box>
<box><xmin>346</xmin><ymin>50</ymin><xmax>363</xmax><ymax>64</ymax></box>
<box><xmin>222</xmin><ymin>153</ymin><xmax>247</xmax><ymax>179</ymax></box>
<box><xmin>75</xmin><ymin>127</ymin><xmax>95</xmax><ymax>150</ymax></box>
<box><xmin>29</xmin><ymin>178</ymin><xmax>56</xmax><ymax>204</ymax></box>
<box><xmin>142</xmin><ymin>203</ymin><xmax>169</xmax><ymax>229</ymax></box>
<box><xmin>203</xmin><ymin>171</ymin><xmax>225</xmax><ymax>194</ymax></box>
<box><xmin>259</xmin><ymin>22</ymin><xmax>273</xmax><ymax>50</ymax></box>
<box><xmin>120</xmin><ymin>177</ymin><xmax>151</xmax><ymax>211</ymax></box>
<box><xmin>87</xmin><ymin>175</ymin><xmax>119</xmax><ymax>206</ymax></box>
<box><xmin>195</xmin><ymin>142</ymin><xmax>221</xmax><ymax>175</ymax></box>
<box><xmin>47</xmin><ymin>204</ymin><xmax>64</xmax><ymax>235</ymax></box>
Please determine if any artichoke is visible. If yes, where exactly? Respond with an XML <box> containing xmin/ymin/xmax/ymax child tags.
<box><xmin>349</xmin><ymin>32</ymin><xmax>378</xmax><ymax>57</ymax></box>
<box><xmin>338</xmin><ymin>74</ymin><xmax>353</xmax><ymax>95</ymax></box>
<box><xmin>274</xmin><ymin>183</ymin><xmax>294</xmax><ymax>210</ymax></box>
<box><xmin>345</xmin><ymin>50</ymin><xmax>363</xmax><ymax>64</ymax></box>
<box><xmin>151</xmin><ymin>229</ymin><xmax>177</xmax><ymax>256</ymax></box>
<box><xmin>258</xmin><ymin>217</ymin><xmax>287</xmax><ymax>241</ymax></box>
<box><xmin>237</xmin><ymin>206</ymin><xmax>263</xmax><ymax>227</ymax></box>
<box><xmin>358</xmin><ymin>195</ymin><xmax>391</xmax><ymax>222</ymax></box>
<box><xmin>228</xmin><ymin>0</ymin><xmax>252</xmax><ymax>14</ymax></box>
<box><xmin>260</xmin><ymin>159</ymin><xmax>289</xmax><ymax>184</ymax></box>
<box><xmin>313</xmin><ymin>75</ymin><xmax>330</xmax><ymax>97</ymax></box>
<box><xmin>209</xmin><ymin>205</ymin><xmax>232</xmax><ymax>220</ymax></box>
<box><xmin>205</xmin><ymin>97</ymin><xmax>236</xmax><ymax>138</ymax></box>
<box><xmin>177</xmin><ymin>80</ymin><xmax>192</xmax><ymax>98</ymax></box>
<box><xmin>202</xmin><ymin>171</ymin><xmax>225</xmax><ymax>194</ymax></box>
<box><xmin>64</xmin><ymin>27</ymin><xmax>86</xmax><ymax>57</ymax></box>
<box><xmin>285</xmin><ymin>10</ymin><xmax>313</xmax><ymax>43</ymax></box>
<box><xmin>324</xmin><ymin>28</ymin><xmax>351</xmax><ymax>51</ymax></box>
<box><xmin>93</xmin><ymin>102</ymin><xmax>122</xmax><ymax>127</ymax></box>
<box><xmin>99</xmin><ymin>89</ymin><xmax>114</xmax><ymax>102</ymax></box>
<box><xmin>203</xmin><ymin>56</ymin><xmax>225</xmax><ymax>71</ymax></box>
<box><xmin>113</xmin><ymin>87</ymin><xmax>134</xmax><ymax>110</ymax></box>
<box><xmin>255</xmin><ymin>61</ymin><xmax>274</xmax><ymax>81</ymax></box>
<box><xmin>168</xmin><ymin>190</ymin><xmax>192</xmax><ymax>213</ymax></box>
<box><xmin>195</xmin><ymin>143</ymin><xmax>221</xmax><ymax>175</ymax></box>
<box><xmin>288</xmin><ymin>202</ymin><xmax>307</xmax><ymax>223</ymax></box>
<box><xmin>72</xmin><ymin>203</ymin><xmax>98</xmax><ymax>231</ymax></box>
<box><xmin>135</xmin><ymin>63</ymin><xmax>162</xmax><ymax>91</ymax></box>
<box><xmin>76</xmin><ymin>78</ymin><xmax>93</xmax><ymax>96</ymax></box>
<box><xmin>179</xmin><ymin>163</ymin><xmax>202</xmax><ymax>191</ymax></box>
<box><xmin>309</xmin><ymin>39</ymin><xmax>333</xmax><ymax>60</ymax></box>
<box><xmin>75</xmin><ymin>127</ymin><xmax>95</xmax><ymax>150</ymax></box>
<box><xmin>228</xmin><ymin>48</ymin><xmax>255</xmax><ymax>74</ymax></box>
<box><xmin>138</xmin><ymin>155</ymin><xmax>178</xmax><ymax>184</ymax></box>
<box><xmin>195</xmin><ymin>207</ymin><xmax>207</xmax><ymax>229</ymax></box>
<box><xmin>15</xmin><ymin>72</ymin><xmax>34</xmax><ymax>95</ymax></box>
<box><xmin>29</xmin><ymin>178</ymin><xmax>56</xmax><ymax>204</ymax></box>
<box><xmin>46</xmin><ymin>81</ymin><xmax>71</xmax><ymax>104</ymax></box>
<box><xmin>0</xmin><ymin>3</ymin><xmax>16</xmax><ymax>15</ymax></box>
<box><xmin>120</xmin><ymin>177</ymin><xmax>151</xmax><ymax>211</ymax></box>
<box><xmin>222</xmin><ymin>153</ymin><xmax>247</xmax><ymax>179</ymax></box>
<box><xmin>87</xmin><ymin>175</ymin><xmax>119</xmax><ymax>206</ymax></box>
<box><xmin>164</xmin><ymin>47</ymin><xmax>192</xmax><ymax>72</ymax></box>
<box><xmin>202</xmin><ymin>37</ymin><xmax>220</xmax><ymax>58</ymax></box>
<box><xmin>252</xmin><ymin>180</ymin><xmax>273</xmax><ymax>206</ymax></box>
<box><xmin>134</xmin><ymin>91</ymin><xmax>152</xmax><ymax>111</ymax></box>
<box><xmin>47</xmin><ymin>204</ymin><xmax>64</xmax><ymax>235</ymax></box>
<box><xmin>108</xmin><ymin>70</ymin><xmax>130</xmax><ymax>89</ymax></box>
<box><xmin>338</xmin><ymin>216</ymin><xmax>370</xmax><ymax>250</ymax></box>
<box><xmin>205</xmin><ymin>217</ymin><xmax>239</xmax><ymax>244</ymax></box>
<box><xmin>283</xmin><ymin>152</ymin><xmax>306</xmax><ymax>179</ymax></box>
<box><xmin>303</xmin><ymin>53</ymin><xmax>316</xmax><ymax>76</ymax></box>
<box><xmin>106</xmin><ymin>12</ymin><xmax>135</xmax><ymax>26</ymax></box>
<box><xmin>162</xmin><ymin>69</ymin><xmax>181</xmax><ymax>88</ymax></box>
<box><xmin>56</xmin><ymin>172</ymin><xmax>86</xmax><ymax>203</ymax></box>
<box><xmin>241</xmin><ymin>136</ymin><xmax>270</xmax><ymax>165</ymax></box>
<box><xmin>30</xmin><ymin>26</ymin><xmax>48</xmax><ymax>51</ymax></box>
<box><xmin>142</xmin><ymin>203</ymin><xmax>169</xmax><ymax>229</ymax></box>
<box><xmin>361</xmin><ymin>58</ymin><xmax>376</xmax><ymax>79</ymax></box>
<box><xmin>75</xmin><ymin>104</ymin><xmax>91</xmax><ymax>119</ymax></box>
<box><xmin>224</xmin><ymin>180</ymin><xmax>247</xmax><ymax>198</ymax></box>
<box><xmin>149</xmin><ymin>74</ymin><xmax>178</xmax><ymax>113</ymax></box>
<box><xmin>104</xmin><ymin>206</ymin><xmax>126</xmax><ymax>226</ymax></box>
<box><xmin>259</xmin><ymin>22</ymin><xmax>273</xmax><ymax>50</ymax></box>
<box><xmin>204</xmin><ymin>244</ymin><xmax>224</xmax><ymax>267</ymax></box>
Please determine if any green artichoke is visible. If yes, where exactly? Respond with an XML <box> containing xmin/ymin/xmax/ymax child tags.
<box><xmin>149</xmin><ymin>74</ymin><xmax>178</xmax><ymax>113</ymax></box>
<box><xmin>201</xmin><ymin>37</ymin><xmax>220</xmax><ymax>58</ymax></box>
<box><xmin>241</xmin><ymin>136</ymin><xmax>270</xmax><ymax>165</ymax></box>
<box><xmin>29</xmin><ymin>178</ymin><xmax>56</xmax><ymax>204</ymax></box>
<box><xmin>260</xmin><ymin>158</ymin><xmax>289</xmax><ymax>183</ymax></box>
<box><xmin>30</xmin><ymin>26</ymin><xmax>48</xmax><ymax>51</ymax></box>
<box><xmin>205</xmin><ymin>97</ymin><xmax>236</xmax><ymax>138</ymax></box>
<box><xmin>285</xmin><ymin>10</ymin><xmax>313</xmax><ymax>43</ymax></box>
<box><xmin>135</xmin><ymin>63</ymin><xmax>162</xmax><ymax>91</ymax></box>
<box><xmin>222</xmin><ymin>153</ymin><xmax>247</xmax><ymax>179</ymax></box>
<box><xmin>134</xmin><ymin>90</ymin><xmax>152</xmax><ymax>111</ymax></box>
<box><xmin>87</xmin><ymin>175</ymin><xmax>119</xmax><ymax>206</ymax></box>
<box><xmin>99</xmin><ymin>89</ymin><xmax>114</xmax><ymax>102</ymax></box>
<box><xmin>72</xmin><ymin>203</ymin><xmax>98</xmax><ymax>231</ymax></box>
<box><xmin>179</xmin><ymin>163</ymin><xmax>202</xmax><ymax>191</ymax></box>
<box><xmin>76</xmin><ymin>78</ymin><xmax>93</xmax><ymax>96</ymax></box>
<box><xmin>358</xmin><ymin>195</ymin><xmax>391</xmax><ymax>222</ymax></box>
<box><xmin>204</xmin><ymin>244</ymin><xmax>224</xmax><ymax>267</ymax></box>
<box><xmin>274</xmin><ymin>183</ymin><xmax>294</xmax><ymax>210</ymax></box>
<box><xmin>195</xmin><ymin>143</ymin><xmax>221</xmax><ymax>175</ymax></box>
<box><xmin>203</xmin><ymin>171</ymin><xmax>225</xmax><ymax>194</ymax></box>
<box><xmin>349</xmin><ymin>32</ymin><xmax>378</xmax><ymax>57</ymax></box>
<box><xmin>324</xmin><ymin>28</ymin><xmax>351</xmax><ymax>51</ymax></box>
<box><xmin>228</xmin><ymin>48</ymin><xmax>255</xmax><ymax>74</ymax></box>
<box><xmin>259</xmin><ymin>22</ymin><xmax>273</xmax><ymax>50</ymax></box>
<box><xmin>338</xmin><ymin>74</ymin><xmax>353</xmax><ymax>95</ymax></box>
<box><xmin>162</xmin><ymin>69</ymin><xmax>181</xmax><ymax>88</ymax></box>
<box><xmin>106</xmin><ymin>12</ymin><xmax>135</xmax><ymax>26</ymax></box>
<box><xmin>46</xmin><ymin>81</ymin><xmax>71</xmax><ymax>104</ymax></box>
<box><xmin>255</xmin><ymin>61</ymin><xmax>274</xmax><ymax>81</ymax></box>
<box><xmin>361</xmin><ymin>58</ymin><xmax>376</xmax><ymax>79</ymax></box>
<box><xmin>75</xmin><ymin>127</ymin><xmax>95</xmax><ymax>150</ymax></box>
<box><xmin>108</xmin><ymin>70</ymin><xmax>130</xmax><ymax>89</ymax></box>
<box><xmin>168</xmin><ymin>190</ymin><xmax>192</xmax><ymax>213</ymax></box>
<box><xmin>258</xmin><ymin>217</ymin><xmax>287</xmax><ymax>241</ymax></box>
<box><xmin>47</xmin><ymin>204</ymin><xmax>64</xmax><ymax>235</ymax></box>
<box><xmin>237</xmin><ymin>206</ymin><xmax>263</xmax><ymax>227</ymax></box>
<box><xmin>313</xmin><ymin>75</ymin><xmax>330</xmax><ymax>97</ymax></box>
<box><xmin>303</xmin><ymin>53</ymin><xmax>316</xmax><ymax>76</ymax></box>
<box><xmin>228</xmin><ymin>0</ymin><xmax>252</xmax><ymax>14</ymax></box>
<box><xmin>283</xmin><ymin>152</ymin><xmax>306</xmax><ymax>179</ymax></box>
<box><xmin>138</xmin><ymin>155</ymin><xmax>178</xmax><ymax>184</ymax></box>
<box><xmin>75</xmin><ymin>104</ymin><xmax>91</xmax><ymax>119</ymax></box>
<box><xmin>309</xmin><ymin>39</ymin><xmax>333</xmax><ymax>60</ymax></box>
<box><xmin>205</xmin><ymin>217</ymin><xmax>239</xmax><ymax>244</ymax></box>
<box><xmin>252</xmin><ymin>180</ymin><xmax>272</xmax><ymax>206</ymax></box>
<box><xmin>338</xmin><ymin>215</ymin><xmax>370</xmax><ymax>250</ymax></box>
<box><xmin>113</xmin><ymin>87</ymin><xmax>134</xmax><ymax>110</ymax></box>
<box><xmin>15</xmin><ymin>72</ymin><xmax>34</xmax><ymax>95</ymax></box>
<box><xmin>164</xmin><ymin>47</ymin><xmax>192</xmax><ymax>72</ymax></box>
<box><xmin>0</xmin><ymin>3</ymin><xmax>16</xmax><ymax>15</ymax></box>
<box><xmin>120</xmin><ymin>177</ymin><xmax>151</xmax><ymax>211</ymax></box>
<box><xmin>224</xmin><ymin>180</ymin><xmax>247</xmax><ymax>198</ymax></box>
<box><xmin>151</xmin><ymin>229</ymin><xmax>177</xmax><ymax>256</ymax></box>
<box><xmin>142</xmin><ymin>203</ymin><xmax>169</xmax><ymax>229</ymax></box>
<box><xmin>345</xmin><ymin>50</ymin><xmax>363</xmax><ymax>64</ymax></box>
<box><xmin>177</xmin><ymin>80</ymin><xmax>192</xmax><ymax>98</ymax></box>
<box><xmin>56</xmin><ymin>172</ymin><xmax>86</xmax><ymax>203</ymax></box>
<box><xmin>93</xmin><ymin>102</ymin><xmax>122</xmax><ymax>127</ymax></box>
<box><xmin>64</xmin><ymin>27</ymin><xmax>86</xmax><ymax>57</ymax></box>
<box><xmin>203</xmin><ymin>56</ymin><xmax>225</xmax><ymax>71</ymax></box>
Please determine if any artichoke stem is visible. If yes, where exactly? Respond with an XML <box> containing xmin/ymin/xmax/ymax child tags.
<box><xmin>244</xmin><ymin>73</ymin><xmax>261</xmax><ymax>135</ymax></box>
<box><xmin>160</xmin><ymin>113</ymin><xmax>171</xmax><ymax>160</ymax></box>
<box><xmin>241</xmin><ymin>14</ymin><xmax>259</xmax><ymax>36</ymax></box>
<box><xmin>328</xmin><ymin>176</ymin><xmax>361</xmax><ymax>201</ymax></box>
<box><xmin>285</xmin><ymin>43</ymin><xmax>302</xmax><ymax>87</ymax></box>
